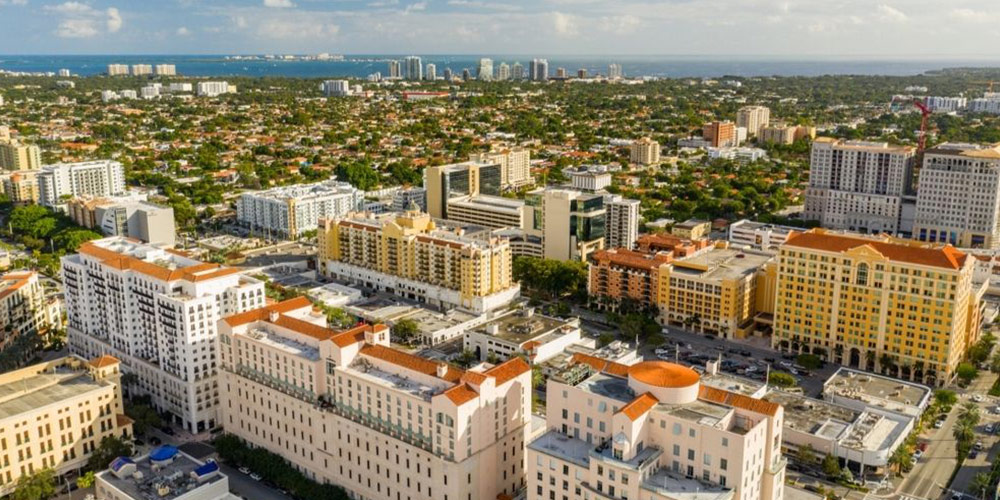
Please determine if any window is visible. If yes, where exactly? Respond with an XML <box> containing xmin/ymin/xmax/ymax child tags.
<box><xmin>720</xmin><ymin>459</ymin><xmax>728</xmax><ymax>471</ymax></box>
<box><xmin>687</xmin><ymin>449</ymin><xmax>695</xmax><ymax>460</ymax></box>
<box><xmin>673</xmin><ymin>423</ymin><xmax>682</xmax><ymax>435</ymax></box>
<box><xmin>704</xmin><ymin>454</ymin><xmax>712</xmax><ymax>466</ymax></box>
<box><xmin>722</xmin><ymin>437</ymin><xmax>728</xmax><ymax>447</ymax></box>
<box><xmin>856</xmin><ymin>263</ymin><xmax>869</xmax><ymax>286</ymax></box>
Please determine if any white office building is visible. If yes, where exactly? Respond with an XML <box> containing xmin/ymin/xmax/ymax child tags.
<box><xmin>804</xmin><ymin>138</ymin><xmax>915</xmax><ymax>234</ymax></box>
<box><xmin>424</xmin><ymin>63</ymin><xmax>437</xmax><ymax>81</ymax></box>
<box><xmin>478</xmin><ymin>58</ymin><xmax>494</xmax><ymax>81</ymax></box>
<box><xmin>131</xmin><ymin>64</ymin><xmax>153</xmax><ymax>76</ymax></box>
<box><xmin>62</xmin><ymin>237</ymin><xmax>266</xmax><ymax>433</ymax></box>
<box><xmin>924</xmin><ymin>96</ymin><xmax>967</xmax><ymax>113</ymax></box>
<box><xmin>604</xmin><ymin>195</ymin><xmax>641</xmax><ymax>250</ymax></box>
<box><xmin>107</xmin><ymin>64</ymin><xmax>129</xmax><ymax>76</ymax></box>
<box><xmin>321</xmin><ymin>79</ymin><xmax>351</xmax><ymax>97</ymax></box>
<box><xmin>391</xmin><ymin>186</ymin><xmax>427</xmax><ymax>212</ymax></box>
<box><xmin>566</xmin><ymin>165</ymin><xmax>613</xmax><ymax>192</ymax></box>
<box><xmin>736</xmin><ymin>105</ymin><xmax>771</xmax><ymax>137</ymax></box>
<box><xmin>403</xmin><ymin>56</ymin><xmax>423</xmax><ymax>80</ymax></box>
<box><xmin>168</xmin><ymin>82</ymin><xmax>193</xmax><ymax>93</ymax></box>
<box><xmin>512</xmin><ymin>62</ymin><xmax>525</xmax><ymax>80</ymax></box>
<box><xmin>530</xmin><ymin>58</ymin><xmax>549</xmax><ymax>81</ymax></box>
<box><xmin>607</xmin><ymin>63</ymin><xmax>623</xmax><ymax>79</ymax></box>
<box><xmin>913</xmin><ymin>142</ymin><xmax>1000</xmax><ymax>248</ymax></box>
<box><xmin>236</xmin><ymin>180</ymin><xmax>363</xmax><ymax>239</ymax></box>
<box><xmin>726</xmin><ymin>219</ymin><xmax>798</xmax><ymax>251</ymax></box>
<box><xmin>37</xmin><ymin>160</ymin><xmax>126</xmax><ymax>207</ymax></box>
<box><xmin>497</xmin><ymin>62</ymin><xmax>510</xmax><ymax>81</ymax></box>
<box><xmin>196</xmin><ymin>81</ymin><xmax>232</xmax><ymax>97</ymax></box>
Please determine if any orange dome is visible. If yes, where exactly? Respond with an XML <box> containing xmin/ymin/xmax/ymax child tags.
<box><xmin>628</xmin><ymin>361</ymin><xmax>700</xmax><ymax>388</ymax></box>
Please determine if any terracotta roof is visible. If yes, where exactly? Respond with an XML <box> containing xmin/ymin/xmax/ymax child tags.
<box><xmin>484</xmin><ymin>357</ymin><xmax>531</xmax><ymax>386</ymax></box>
<box><xmin>570</xmin><ymin>353</ymin><xmax>629</xmax><ymax>378</ymax></box>
<box><xmin>359</xmin><ymin>344</ymin><xmax>465</xmax><ymax>383</ymax></box>
<box><xmin>0</xmin><ymin>272</ymin><xmax>33</xmax><ymax>300</ymax></box>
<box><xmin>628</xmin><ymin>361</ymin><xmax>700</xmax><ymax>388</ymax></box>
<box><xmin>461</xmin><ymin>371</ymin><xmax>489</xmax><ymax>386</ymax></box>
<box><xmin>698</xmin><ymin>385</ymin><xmax>780</xmax><ymax>417</ymax></box>
<box><xmin>273</xmin><ymin>315</ymin><xmax>340</xmax><ymax>341</ymax></box>
<box><xmin>590</xmin><ymin>248</ymin><xmax>672</xmax><ymax>271</ymax></box>
<box><xmin>330</xmin><ymin>325</ymin><xmax>371</xmax><ymax>347</ymax></box>
<box><xmin>619</xmin><ymin>392</ymin><xmax>659</xmax><ymax>421</ymax></box>
<box><xmin>89</xmin><ymin>355</ymin><xmax>120</xmax><ymax>369</ymax></box>
<box><xmin>223</xmin><ymin>296</ymin><xmax>312</xmax><ymax>327</ymax></box>
<box><xmin>442</xmin><ymin>384</ymin><xmax>479</xmax><ymax>405</ymax></box>
<box><xmin>783</xmin><ymin>230</ymin><xmax>967</xmax><ymax>270</ymax></box>
<box><xmin>116</xmin><ymin>414</ymin><xmax>134</xmax><ymax>427</ymax></box>
<box><xmin>78</xmin><ymin>242</ymin><xmax>244</xmax><ymax>282</ymax></box>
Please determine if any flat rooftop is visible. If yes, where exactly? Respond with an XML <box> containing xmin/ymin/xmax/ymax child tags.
<box><xmin>247</xmin><ymin>327</ymin><xmax>319</xmax><ymax>361</ymax></box>
<box><xmin>672</xmin><ymin>247</ymin><xmax>772</xmax><ymax>282</ymax></box>
<box><xmin>824</xmin><ymin>368</ymin><xmax>930</xmax><ymax>416</ymax></box>
<box><xmin>764</xmin><ymin>390</ymin><xmax>857</xmax><ymax>439</ymax></box>
<box><xmin>529</xmin><ymin>429</ymin><xmax>592</xmax><ymax>468</ymax></box>
<box><xmin>471</xmin><ymin>310</ymin><xmax>575</xmax><ymax>344</ymax></box>
<box><xmin>0</xmin><ymin>369</ymin><xmax>112</xmax><ymax>420</ymax></box>
<box><xmin>349</xmin><ymin>357</ymin><xmax>443</xmax><ymax>400</ymax></box>
<box><xmin>448</xmin><ymin>195</ymin><xmax>525</xmax><ymax>213</ymax></box>
<box><xmin>698</xmin><ymin>370</ymin><xmax>766</xmax><ymax>397</ymax></box>
<box><xmin>99</xmin><ymin>452</ymin><xmax>227</xmax><ymax>500</ymax></box>
<box><xmin>642</xmin><ymin>469</ymin><xmax>734</xmax><ymax>500</ymax></box>
<box><xmin>659</xmin><ymin>400</ymin><xmax>733</xmax><ymax>429</ymax></box>
<box><xmin>577</xmin><ymin>372</ymin><xmax>634</xmax><ymax>403</ymax></box>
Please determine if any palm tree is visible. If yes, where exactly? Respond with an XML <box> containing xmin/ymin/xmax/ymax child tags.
<box><xmin>970</xmin><ymin>472</ymin><xmax>992</xmax><ymax>500</ymax></box>
<box><xmin>889</xmin><ymin>446</ymin><xmax>911</xmax><ymax>473</ymax></box>
<box><xmin>958</xmin><ymin>402</ymin><xmax>981</xmax><ymax>428</ymax></box>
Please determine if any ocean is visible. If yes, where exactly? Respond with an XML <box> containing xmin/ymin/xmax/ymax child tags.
<box><xmin>1</xmin><ymin>55</ymin><xmax>999</xmax><ymax>79</ymax></box>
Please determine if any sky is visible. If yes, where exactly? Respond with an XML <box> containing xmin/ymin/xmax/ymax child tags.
<box><xmin>2</xmin><ymin>0</ymin><xmax>1000</xmax><ymax>56</ymax></box>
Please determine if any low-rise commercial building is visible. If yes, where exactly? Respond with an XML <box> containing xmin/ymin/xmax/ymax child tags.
<box><xmin>96</xmin><ymin>447</ymin><xmax>237</xmax><ymax>500</ymax></box>
<box><xmin>0</xmin><ymin>355</ymin><xmax>132</xmax><ymax>496</ymax></box>
<box><xmin>464</xmin><ymin>307</ymin><xmax>582</xmax><ymax>363</ymax></box>
<box><xmin>727</xmin><ymin>220</ymin><xmax>798</xmax><ymax>252</ymax></box>
<box><xmin>672</xmin><ymin>219</ymin><xmax>713</xmax><ymax>240</ymax></box>
<box><xmin>567</xmin><ymin>165</ymin><xmax>613</xmax><ymax>192</ymax></box>
<box><xmin>529</xmin><ymin>355</ymin><xmax>785</xmax><ymax>500</ymax></box>
<box><xmin>218</xmin><ymin>298</ymin><xmax>532</xmax><ymax>500</ymax></box>
<box><xmin>318</xmin><ymin>209</ymin><xmax>520</xmax><ymax>313</ymax></box>
<box><xmin>236</xmin><ymin>180</ymin><xmax>363</xmax><ymax>239</ymax></box>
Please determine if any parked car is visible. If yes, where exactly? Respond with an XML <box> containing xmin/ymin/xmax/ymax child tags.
<box><xmin>934</xmin><ymin>419</ymin><xmax>945</xmax><ymax>429</ymax></box>
<box><xmin>973</xmin><ymin>394</ymin><xmax>985</xmax><ymax>403</ymax></box>
<box><xmin>238</xmin><ymin>467</ymin><xmax>250</xmax><ymax>475</ymax></box>
<box><xmin>975</xmin><ymin>441</ymin><xmax>984</xmax><ymax>451</ymax></box>
<box><xmin>160</xmin><ymin>426</ymin><xmax>175</xmax><ymax>436</ymax></box>
<box><xmin>912</xmin><ymin>449</ymin><xmax>923</xmax><ymax>461</ymax></box>
<box><xmin>917</xmin><ymin>442</ymin><xmax>929</xmax><ymax>452</ymax></box>
<box><xmin>249</xmin><ymin>473</ymin><xmax>262</xmax><ymax>481</ymax></box>
<box><xmin>986</xmin><ymin>424</ymin><xmax>995</xmax><ymax>434</ymax></box>
<box><xmin>149</xmin><ymin>436</ymin><xmax>162</xmax><ymax>445</ymax></box>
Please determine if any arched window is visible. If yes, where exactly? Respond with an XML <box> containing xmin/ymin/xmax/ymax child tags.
<box><xmin>856</xmin><ymin>263</ymin><xmax>869</xmax><ymax>286</ymax></box>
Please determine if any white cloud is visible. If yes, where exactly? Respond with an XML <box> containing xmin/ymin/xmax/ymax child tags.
<box><xmin>176</xmin><ymin>26</ymin><xmax>191</xmax><ymax>35</ymax></box>
<box><xmin>403</xmin><ymin>1</ymin><xmax>426</xmax><ymax>13</ymax></box>
<box><xmin>0</xmin><ymin>0</ymin><xmax>28</xmax><ymax>5</ymax></box>
<box><xmin>552</xmin><ymin>11</ymin><xmax>578</xmax><ymax>37</ymax></box>
<box><xmin>263</xmin><ymin>0</ymin><xmax>295</xmax><ymax>7</ymax></box>
<box><xmin>446</xmin><ymin>0</ymin><xmax>520</xmax><ymax>11</ymax></box>
<box><xmin>877</xmin><ymin>4</ymin><xmax>908</xmax><ymax>23</ymax></box>
<box><xmin>600</xmin><ymin>14</ymin><xmax>640</xmax><ymax>34</ymax></box>
<box><xmin>56</xmin><ymin>18</ymin><xmax>99</xmax><ymax>37</ymax></box>
<box><xmin>45</xmin><ymin>1</ymin><xmax>92</xmax><ymax>13</ymax></box>
<box><xmin>257</xmin><ymin>16</ymin><xmax>339</xmax><ymax>39</ymax></box>
<box><xmin>106</xmin><ymin>7</ymin><xmax>122</xmax><ymax>32</ymax></box>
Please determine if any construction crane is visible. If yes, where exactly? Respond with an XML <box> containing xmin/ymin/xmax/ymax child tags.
<box><xmin>972</xmin><ymin>80</ymin><xmax>998</xmax><ymax>93</ymax></box>
<box><xmin>913</xmin><ymin>98</ymin><xmax>931</xmax><ymax>153</ymax></box>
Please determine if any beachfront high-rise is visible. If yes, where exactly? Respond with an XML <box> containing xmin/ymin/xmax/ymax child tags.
<box><xmin>772</xmin><ymin>229</ymin><xmax>983</xmax><ymax>386</ymax></box>
<box><xmin>62</xmin><ymin>237</ymin><xmax>266</xmax><ymax>432</ymax></box>
<box><xmin>404</xmin><ymin>55</ymin><xmax>423</xmax><ymax>80</ymax></box>
<box><xmin>803</xmin><ymin>138</ymin><xmax>916</xmax><ymax>234</ymax></box>
<box><xmin>218</xmin><ymin>297</ymin><xmax>532</xmax><ymax>499</ymax></box>
<box><xmin>529</xmin><ymin>355</ymin><xmax>785</xmax><ymax>500</ymax></box>
<box><xmin>608</xmin><ymin>63</ymin><xmax>623</xmax><ymax>79</ymax></box>
<box><xmin>388</xmin><ymin>60</ymin><xmax>401</xmax><ymax>79</ymax></box>
<box><xmin>424</xmin><ymin>62</ymin><xmax>437</xmax><ymax>81</ymax></box>
<box><xmin>478</xmin><ymin>58</ymin><xmax>494</xmax><ymax>81</ymax></box>
<box><xmin>530</xmin><ymin>58</ymin><xmax>549</xmax><ymax>81</ymax></box>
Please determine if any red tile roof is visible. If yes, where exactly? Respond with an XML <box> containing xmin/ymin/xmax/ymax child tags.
<box><xmin>783</xmin><ymin>230</ymin><xmax>967</xmax><ymax>270</ymax></box>
<box><xmin>619</xmin><ymin>392</ymin><xmax>659</xmax><ymax>421</ymax></box>
<box><xmin>223</xmin><ymin>296</ymin><xmax>313</xmax><ymax>327</ymax></box>
<box><xmin>359</xmin><ymin>344</ymin><xmax>465</xmax><ymax>383</ymax></box>
<box><xmin>484</xmin><ymin>357</ymin><xmax>531</xmax><ymax>386</ymax></box>
<box><xmin>570</xmin><ymin>353</ymin><xmax>630</xmax><ymax>378</ymax></box>
<box><xmin>442</xmin><ymin>384</ymin><xmax>479</xmax><ymax>405</ymax></box>
<box><xmin>698</xmin><ymin>386</ymin><xmax>780</xmax><ymax>417</ymax></box>
<box><xmin>89</xmin><ymin>355</ymin><xmax>120</xmax><ymax>369</ymax></box>
<box><xmin>78</xmin><ymin>242</ymin><xmax>243</xmax><ymax>282</ymax></box>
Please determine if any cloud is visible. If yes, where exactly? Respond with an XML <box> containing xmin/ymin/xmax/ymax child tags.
<box><xmin>176</xmin><ymin>26</ymin><xmax>191</xmax><ymax>35</ymax></box>
<box><xmin>552</xmin><ymin>11</ymin><xmax>578</xmax><ymax>37</ymax></box>
<box><xmin>403</xmin><ymin>1</ymin><xmax>426</xmax><ymax>13</ymax></box>
<box><xmin>877</xmin><ymin>4</ymin><xmax>907</xmax><ymax>23</ymax></box>
<box><xmin>263</xmin><ymin>0</ymin><xmax>295</xmax><ymax>7</ymax></box>
<box><xmin>56</xmin><ymin>18</ymin><xmax>99</xmax><ymax>37</ymax></box>
<box><xmin>0</xmin><ymin>0</ymin><xmax>28</xmax><ymax>5</ymax></box>
<box><xmin>106</xmin><ymin>7</ymin><xmax>122</xmax><ymax>32</ymax></box>
<box><xmin>256</xmin><ymin>16</ymin><xmax>340</xmax><ymax>39</ymax></box>
<box><xmin>446</xmin><ymin>0</ymin><xmax>520</xmax><ymax>11</ymax></box>
<box><xmin>600</xmin><ymin>14</ymin><xmax>640</xmax><ymax>34</ymax></box>
<box><xmin>45</xmin><ymin>1</ymin><xmax>91</xmax><ymax>13</ymax></box>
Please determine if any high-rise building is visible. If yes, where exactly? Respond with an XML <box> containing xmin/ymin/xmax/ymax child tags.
<box><xmin>736</xmin><ymin>105</ymin><xmax>771</xmax><ymax>137</ymax></box>
<box><xmin>154</xmin><ymin>64</ymin><xmax>177</xmax><ymax>76</ymax></box>
<box><xmin>0</xmin><ymin>271</ymin><xmax>57</xmax><ymax>355</ymax></box>
<box><xmin>107</xmin><ymin>64</ymin><xmax>129</xmax><ymax>76</ymax></box>
<box><xmin>444</xmin><ymin>195</ymin><xmax>529</xmax><ymax>230</ymax></box>
<box><xmin>423</xmin><ymin>160</ymin><xmax>505</xmax><ymax>218</ymax></box>
<box><xmin>37</xmin><ymin>160</ymin><xmax>127</xmax><ymax>207</ymax></box>
<box><xmin>588</xmin><ymin>248</ymin><xmax>673</xmax><ymax>311</ymax></box>
<box><xmin>236</xmin><ymin>180</ymin><xmax>363</xmax><ymax>239</ymax></box>
<box><xmin>391</xmin><ymin>186</ymin><xmax>427</xmax><ymax>212</ymax></box>
<box><xmin>913</xmin><ymin>143</ymin><xmax>1000</xmax><ymax>248</ymax></box>
<box><xmin>403</xmin><ymin>55</ymin><xmax>423</xmax><ymax>80</ymax></box>
<box><xmin>530</xmin><ymin>58</ymin><xmax>548</xmax><ymax>81</ymax></box>
<box><xmin>62</xmin><ymin>237</ymin><xmax>266</xmax><ymax>432</ymax></box>
<box><xmin>803</xmin><ymin>138</ymin><xmax>916</xmax><ymax>234</ymax></box>
<box><xmin>388</xmin><ymin>59</ymin><xmax>401</xmax><ymax>79</ymax></box>
<box><xmin>525</xmin><ymin>188</ymin><xmax>606</xmax><ymax>261</ymax></box>
<box><xmin>604</xmin><ymin>195</ymin><xmax>641</xmax><ymax>250</ymax></box>
<box><xmin>218</xmin><ymin>298</ymin><xmax>531</xmax><ymax>500</ymax></box>
<box><xmin>478</xmin><ymin>58</ymin><xmax>493</xmax><ymax>81</ymax></box>
<box><xmin>529</xmin><ymin>354</ymin><xmax>785</xmax><ymax>500</ymax></box>
<box><xmin>577</xmin><ymin>68</ymin><xmax>587</xmax><ymax>79</ymax></box>
<box><xmin>131</xmin><ymin>64</ymin><xmax>152</xmax><ymax>76</ymax></box>
<box><xmin>772</xmin><ymin>229</ymin><xmax>982</xmax><ymax>387</ymax></box>
<box><xmin>0</xmin><ymin>169</ymin><xmax>41</xmax><ymax>204</ymax></box>
<box><xmin>321</xmin><ymin>79</ymin><xmax>351</xmax><ymax>97</ymax></box>
<box><xmin>67</xmin><ymin>196</ymin><xmax>176</xmax><ymax>247</ymax></box>
<box><xmin>607</xmin><ymin>63</ymin><xmax>623</xmax><ymax>79</ymax></box>
<box><xmin>442</xmin><ymin>67</ymin><xmax>453</xmax><ymax>81</ymax></box>
<box><xmin>0</xmin><ymin>141</ymin><xmax>42</xmax><ymax>170</ymax></box>
<box><xmin>702</xmin><ymin>121</ymin><xmax>739</xmax><ymax>147</ymax></box>
<box><xmin>317</xmin><ymin>210</ymin><xmax>520</xmax><ymax>313</ymax></box>
<box><xmin>0</xmin><ymin>355</ymin><xmax>133</xmax><ymax>497</ymax></box>
<box><xmin>469</xmin><ymin>146</ymin><xmax>532</xmax><ymax>189</ymax></box>
<box><xmin>566</xmin><ymin>165</ymin><xmax>613</xmax><ymax>192</ymax></box>
<box><xmin>168</xmin><ymin>82</ymin><xmax>192</xmax><ymax>93</ymax></box>
<box><xmin>759</xmin><ymin>125</ymin><xmax>797</xmax><ymax>145</ymax></box>
<box><xmin>511</xmin><ymin>61</ymin><xmax>525</xmax><ymax>80</ymax></box>
<box><xmin>630</xmin><ymin>137</ymin><xmax>661</xmax><ymax>165</ymax></box>
<box><xmin>462</xmin><ymin>68</ymin><xmax>471</xmax><ymax>81</ymax></box>
<box><xmin>555</xmin><ymin>67</ymin><xmax>567</xmax><ymax>79</ymax></box>
<box><xmin>497</xmin><ymin>62</ymin><xmax>510</xmax><ymax>80</ymax></box>
<box><xmin>196</xmin><ymin>81</ymin><xmax>232</xmax><ymax>97</ymax></box>
<box><xmin>424</xmin><ymin>62</ymin><xmax>437</xmax><ymax>80</ymax></box>
<box><xmin>58</xmin><ymin>68</ymin><xmax>71</xmax><ymax>77</ymax></box>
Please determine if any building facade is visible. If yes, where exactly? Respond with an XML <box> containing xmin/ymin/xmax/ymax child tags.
<box><xmin>727</xmin><ymin>220</ymin><xmax>798</xmax><ymax>252</ymax></box>
<box><xmin>68</xmin><ymin>196</ymin><xmax>176</xmax><ymax>247</ymax></box>
<box><xmin>604</xmin><ymin>195</ymin><xmax>641</xmax><ymax>251</ymax></box>
<box><xmin>630</xmin><ymin>138</ymin><xmax>661</xmax><ymax>165</ymax></box>
<box><xmin>218</xmin><ymin>298</ymin><xmax>532</xmax><ymax>500</ymax></box>
<box><xmin>37</xmin><ymin>160</ymin><xmax>127</xmax><ymax>207</ymax></box>
<box><xmin>317</xmin><ymin>210</ymin><xmax>520</xmax><ymax>313</ymax></box>
<box><xmin>0</xmin><ymin>169</ymin><xmax>41</xmax><ymax>204</ymax></box>
<box><xmin>771</xmin><ymin>229</ymin><xmax>983</xmax><ymax>386</ymax></box>
<box><xmin>588</xmin><ymin>248</ymin><xmax>672</xmax><ymax>312</ymax></box>
<box><xmin>62</xmin><ymin>238</ymin><xmax>266</xmax><ymax>432</ymax></box>
<box><xmin>528</xmin><ymin>355</ymin><xmax>785</xmax><ymax>500</ymax></box>
<box><xmin>0</xmin><ymin>355</ymin><xmax>132</xmax><ymax>496</ymax></box>
<box><xmin>0</xmin><ymin>271</ymin><xmax>57</xmax><ymax>355</ymax></box>
<box><xmin>913</xmin><ymin>143</ymin><xmax>1000</xmax><ymax>249</ymax></box>
<box><xmin>0</xmin><ymin>142</ymin><xmax>42</xmax><ymax>170</ymax></box>
<box><xmin>469</xmin><ymin>147</ymin><xmax>532</xmax><ymax>189</ymax></box>
<box><xmin>236</xmin><ymin>180</ymin><xmax>363</xmax><ymax>239</ymax></box>
<box><xmin>526</xmin><ymin>188</ymin><xmax>606</xmax><ymax>262</ymax></box>
<box><xmin>803</xmin><ymin>138</ymin><xmax>916</xmax><ymax>234</ymax></box>
<box><xmin>424</xmin><ymin>161</ymin><xmax>504</xmax><ymax>218</ymax></box>
<box><xmin>736</xmin><ymin>106</ymin><xmax>770</xmax><ymax>138</ymax></box>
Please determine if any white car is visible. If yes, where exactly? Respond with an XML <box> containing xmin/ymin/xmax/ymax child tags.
<box><xmin>934</xmin><ymin>419</ymin><xmax>945</xmax><ymax>429</ymax></box>
<box><xmin>249</xmin><ymin>473</ymin><xmax>262</xmax><ymax>481</ymax></box>
<box><xmin>973</xmin><ymin>394</ymin><xmax>985</xmax><ymax>403</ymax></box>
<box><xmin>238</xmin><ymin>467</ymin><xmax>250</xmax><ymax>475</ymax></box>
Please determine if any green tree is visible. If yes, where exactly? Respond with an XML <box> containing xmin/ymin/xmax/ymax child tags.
<box><xmin>76</xmin><ymin>471</ymin><xmax>96</xmax><ymax>489</ymax></box>
<box><xmin>392</xmin><ymin>319</ymin><xmax>420</xmax><ymax>345</ymax></box>
<box><xmin>53</xmin><ymin>228</ymin><xmax>103</xmax><ymax>252</ymax></box>
<box><xmin>125</xmin><ymin>400</ymin><xmax>162</xmax><ymax>436</ymax></box>
<box><xmin>11</xmin><ymin>469</ymin><xmax>56</xmax><ymax>500</ymax></box>
<box><xmin>532</xmin><ymin>365</ymin><xmax>544</xmax><ymax>390</ymax></box>
<box><xmin>768</xmin><ymin>372</ymin><xmax>797</xmax><ymax>388</ymax></box>
<box><xmin>795</xmin><ymin>443</ymin><xmax>817</xmax><ymax>466</ymax></box>
<box><xmin>933</xmin><ymin>389</ymin><xmax>958</xmax><ymax>407</ymax></box>
<box><xmin>796</xmin><ymin>354</ymin><xmax>822</xmax><ymax>370</ymax></box>
<box><xmin>957</xmin><ymin>362</ymin><xmax>978</xmax><ymax>384</ymax></box>
<box><xmin>971</xmin><ymin>472</ymin><xmax>992</xmax><ymax>500</ymax></box>
<box><xmin>821</xmin><ymin>454</ymin><xmax>840</xmax><ymax>478</ymax></box>
<box><xmin>889</xmin><ymin>445</ymin><xmax>912</xmax><ymax>473</ymax></box>
<box><xmin>87</xmin><ymin>435</ymin><xmax>133</xmax><ymax>472</ymax></box>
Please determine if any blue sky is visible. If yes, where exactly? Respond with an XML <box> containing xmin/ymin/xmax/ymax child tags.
<box><xmin>2</xmin><ymin>0</ymin><xmax>1000</xmax><ymax>56</ymax></box>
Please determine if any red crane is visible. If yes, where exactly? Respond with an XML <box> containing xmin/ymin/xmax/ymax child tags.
<box><xmin>913</xmin><ymin>99</ymin><xmax>931</xmax><ymax>152</ymax></box>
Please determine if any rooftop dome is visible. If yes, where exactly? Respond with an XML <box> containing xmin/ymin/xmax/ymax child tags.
<box><xmin>627</xmin><ymin>361</ymin><xmax>700</xmax><ymax>404</ymax></box>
